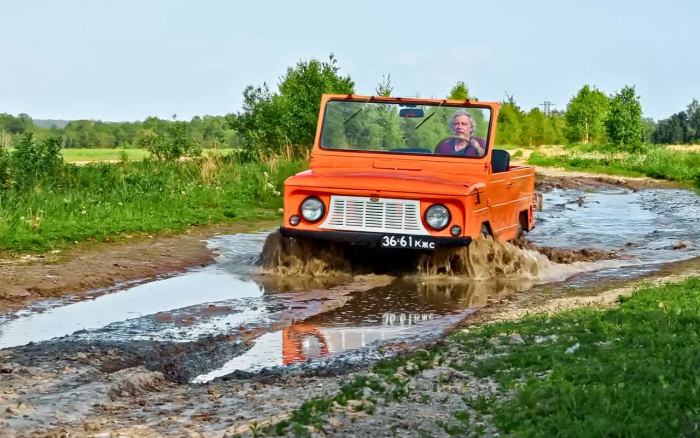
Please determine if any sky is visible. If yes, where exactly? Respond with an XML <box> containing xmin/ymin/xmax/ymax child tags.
<box><xmin>1</xmin><ymin>0</ymin><xmax>699</xmax><ymax>122</ymax></box>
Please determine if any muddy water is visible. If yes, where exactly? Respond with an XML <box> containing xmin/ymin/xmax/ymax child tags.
<box><xmin>1</xmin><ymin>188</ymin><xmax>698</xmax><ymax>381</ymax></box>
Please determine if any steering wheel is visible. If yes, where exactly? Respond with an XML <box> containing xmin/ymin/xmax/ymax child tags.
<box><xmin>436</xmin><ymin>136</ymin><xmax>485</xmax><ymax>156</ymax></box>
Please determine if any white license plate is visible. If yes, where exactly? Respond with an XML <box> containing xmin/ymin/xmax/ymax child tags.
<box><xmin>381</xmin><ymin>235</ymin><xmax>436</xmax><ymax>250</ymax></box>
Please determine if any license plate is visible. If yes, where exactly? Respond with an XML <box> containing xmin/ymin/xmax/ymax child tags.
<box><xmin>381</xmin><ymin>235</ymin><xmax>437</xmax><ymax>250</ymax></box>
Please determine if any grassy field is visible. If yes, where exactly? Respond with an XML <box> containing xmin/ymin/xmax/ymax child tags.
<box><xmin>4</xmin><ymin>148</ymin><xmax>236</xmax><ymax>163</ymax></box>
<box><xmin>0</xmin><ymin>156</ymin><xmax>301</xmax><ymax>253</ymax></box>
<box><xmin>527</xmin><ymin>145</ymin><xmax>700</xmax><ymax>188</ymax></box>
<box><xmin>269</xmin><ymin>277</ymin><xmax>700</xmax><ymax>437</ymax></box>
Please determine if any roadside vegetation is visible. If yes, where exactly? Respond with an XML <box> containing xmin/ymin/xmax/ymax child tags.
<box><xmin>527</xmin><ymin>143</ymin><xmax>700</xmax><ymax>189</ymax></box>
<box><xmin>0</xmin><ymin>133</ymin><xmax>301</xmax><ymax>253</ymax></box>
<box><xmin>267</xmin><ymin>277</ymin><xmax>700</xmax><ymax>437</ymax></box>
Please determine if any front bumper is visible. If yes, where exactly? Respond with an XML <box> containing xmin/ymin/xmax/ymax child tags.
<box><xmin>279</xmin><ymin>227</ymin><xmax>472</xmax><ymax>249</ymax></box>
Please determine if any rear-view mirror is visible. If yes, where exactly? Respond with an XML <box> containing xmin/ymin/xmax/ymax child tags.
<box><xmin>399</xmin><ymin>108</ymin><xmax>424</xmax><ymax>118</ymax></box>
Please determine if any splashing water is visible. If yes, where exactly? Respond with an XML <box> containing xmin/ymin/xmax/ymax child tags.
<box><xmin>416</xmin><ymin>236</ymin><xmax>551</xmax><ymax>279</ymax></box>
<box><xmin>260</xmin><ymin>231</ymin><xmax>351</xmax><ymax>276</ymax></box>
<box><xmin>261</xmin><ymin>231</ymin><xmax>556</xmax><ymax>280</ymax></box>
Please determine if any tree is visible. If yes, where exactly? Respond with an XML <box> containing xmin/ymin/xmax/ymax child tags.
<box><xmin>548</xmin><ymin>110</ymin><xmax>567</xmax><ymax>145</ymax></box>
<box><xmin>520</xmin><ymin>108</ymin><xmax>564</xmax><ymax>147</ymax></box>
<box><xmin>231</xmin><ymin>54</ymin><xmax>355</xmax><ymax>160</ymax></box>
<box><xmin>448</xmin><ymin>81</ymin><xmax>472</xmax><ymax>101</ymax></box>
<box><xmin>277</xmin><ymin>54</ymin><xmax>355</xmax><ymax>149</ymax></box>
<box><xmin>687</xmin><ymin>98</ymin><xmax>700</xmax><ymax>142</ymax></box>
<box><xmin>605</xmin><ymin>85</ymin><xmax>643</xmax><ymax>149</ymax></box>
<box><xmin>641</xmin><ymin>117</ymin><xmax>656</xmax><ymax>143</ymax></box>
<box><xmin>138</xmin><ymin>121</ymin><xmax>201</xmax><ymax>161</ymax></box>
<box><xmin>564</xmin><ymin>85</ymin><xmax>610</xmax><ymax>144</ymax></box>
<box><xmin>654</xmin><ymin>113</ymin><xmax>686</xmax><ymax>144</ymax></box>
<box><xmin>495</xmin><ymin>94</ymin><xmax>525</xmax><ymax>145</ymax></box>
<box><xmin>375</xmin><ymin>74</ymin><xmax>393</xmax><ymax>97</ymax></box>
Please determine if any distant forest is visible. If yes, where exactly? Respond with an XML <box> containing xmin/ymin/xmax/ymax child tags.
<box><xmin>0</xmin><ymin>113</ymin><xmax>237</xmax><ymax>150</ymax></box>
<box><xmin>1</xmin><ymin>55</ymin><xmax>699</xmax><ymax>154</ymax></box>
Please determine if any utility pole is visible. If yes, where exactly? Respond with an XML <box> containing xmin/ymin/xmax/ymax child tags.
<box><xmin>539</xmin><ymin>101</ymin><xmax>555</xmax><ymax>116</ymax></box>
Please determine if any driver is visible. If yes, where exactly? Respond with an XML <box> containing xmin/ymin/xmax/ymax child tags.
<box><xmin>435</xmin><ymin>109</ymin><xmax>484</xmax><ymax>156</ymax></box>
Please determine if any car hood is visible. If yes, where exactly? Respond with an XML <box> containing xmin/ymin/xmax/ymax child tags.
<box><xmin>286</xmin><ymin>169</ymin><xmax>481</xmax><ymax>196</ymax></box>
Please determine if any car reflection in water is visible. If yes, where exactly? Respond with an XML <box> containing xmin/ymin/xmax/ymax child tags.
<box><xmin>280</xmin><ymin>278</ymin><xmax>532</xmax><ymax>365</ymax></box>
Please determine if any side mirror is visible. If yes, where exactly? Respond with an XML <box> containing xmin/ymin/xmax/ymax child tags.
<box><xmin>399</xmin><ymin>108</ymin><xmax>425</xmax><ymax>118</ymax></box>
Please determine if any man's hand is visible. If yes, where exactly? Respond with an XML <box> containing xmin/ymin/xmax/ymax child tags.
<box><xmin>468</xmin><ymin>139</ymin><xmax>484</xmax><ymax>155</ymax></box>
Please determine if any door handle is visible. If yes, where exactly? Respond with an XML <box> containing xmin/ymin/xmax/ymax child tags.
<box><xmin>507</xmin><ymin>183</ymin><xmax>514</xmax><ymax>189</ymax></box>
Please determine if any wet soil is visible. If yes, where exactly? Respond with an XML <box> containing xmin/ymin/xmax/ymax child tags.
<box><xmin>534</xmin><ymin>169</ymin><xmax>682</xmax><ymax>192</ymax></box>
<box><xmin>3</xmin><ymin>264</ymin><xmax>698</xmax><ymax>437</ymax></box>
<box><xmin>0</xmin><ymin>219</ymin><xmax>280</xmax><ymax>314</ymax></box>
<box><xmin>1</xmin><ymin>176</ymin><xmax>699</xmax><ymax>437</ymax></box>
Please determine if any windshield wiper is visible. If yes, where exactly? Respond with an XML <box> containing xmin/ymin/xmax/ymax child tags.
<box><xmin>343</xmin><ymin>96</ymin><xmax>374</xmax><ymax>124</ymax></box>
<box><xmin>414</xmin><ymin>100</ymin><xmax>445</xmax><ymax>130</ymax></box>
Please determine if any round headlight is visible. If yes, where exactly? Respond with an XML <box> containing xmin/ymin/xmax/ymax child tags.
<box><xmin>300</xmin><ymin>197</ymin><xmax>324</xmax><ymax>222</ymax></box>
<box><xmin>425</xmin><ymin>205</ymin><xmax>450</xmax><ymax>230</ymax></box>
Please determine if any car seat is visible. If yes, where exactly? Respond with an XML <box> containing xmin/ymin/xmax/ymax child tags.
<box><xmin>491</xmin><ymin>149</ymin><xmax>510</xmax><ymax>173</ymax></box>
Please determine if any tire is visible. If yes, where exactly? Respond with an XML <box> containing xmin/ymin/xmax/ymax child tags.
<box><xmin>517</xmin><ymin>212</ymin><xmax>529</xmax><ymax>238</ymax></box>
<box><xmin>480</xmin><ymin>223</ymin><xmax>491</xmax><ymax>237</ymax></box>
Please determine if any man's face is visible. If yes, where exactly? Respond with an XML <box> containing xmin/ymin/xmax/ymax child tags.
<box><xmin>452</xmin><ymin>115</ymin><xmax>472</xmax><ymax>138</ymax></box>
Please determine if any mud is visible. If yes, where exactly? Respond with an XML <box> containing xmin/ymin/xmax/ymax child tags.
<box><xmin>5</xmin><ymin>334</ymin><xmax>250</xmax><ymax>384</ymax></box>
<box><xmin>514</xmin><ymin>237</ymin><xmax>620</xmax><ymax>264</ymax></box>
<box><xmin>1</xmin><ymin>182</ymin><xmax>699</xmax><ymax>437</ymax></box>
<box><xmin>0</xmin><ymin>219</ymin><xmax>280</xmax><ymax>314</ymax></box>
<box><xmin>535</xmin><ymin>171</ymin><xmax>682</xmax><ymax>192</ymax></box>
<box><xmin>3</xmin><ymin>265</ymin><xmax>698</xmax><ymax>437</ymax></box>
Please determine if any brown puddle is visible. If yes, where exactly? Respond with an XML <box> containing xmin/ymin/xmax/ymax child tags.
<box><xmin>194</xmin><ymin>277</ymin><xmax>525</xmax><ymax>382</ymax></box>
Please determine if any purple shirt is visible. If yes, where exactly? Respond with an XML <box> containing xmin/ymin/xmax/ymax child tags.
<box><xmin>434</xmin><ymin>138</ymin><xmax>486</xmax><ymax>157</ymax></box>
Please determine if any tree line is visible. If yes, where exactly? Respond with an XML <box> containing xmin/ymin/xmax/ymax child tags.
<box><xmin>0</xmin><ymin>113</ymin><xmax>238</xmax><ymax>150</ymax></box>
<box><xmin>1</xmin><ymin>54</ymin><xmax>698</xmax><ymax>162</ymax></box>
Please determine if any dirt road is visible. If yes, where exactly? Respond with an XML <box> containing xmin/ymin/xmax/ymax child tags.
<box><xmin>1</xmin><ymin>174</ymin><xmax>698</xmax><ymax>437</ymax></box>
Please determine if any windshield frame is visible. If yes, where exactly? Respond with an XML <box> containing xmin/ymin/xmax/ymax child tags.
<box><xmin>317</xmin><ymin>97</ymin><xmax>495</xmax><ymax>160</ymax></box>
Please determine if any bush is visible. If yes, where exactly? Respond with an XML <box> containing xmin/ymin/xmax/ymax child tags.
<box><xmin>11</xmin><ymin>133</ymin><xmax>64</xmax><ymax>190</ymax></box>
<box><xmin>0</xmin><ymin>146</ymin><xmax>10</xmax><ymax>189</ymax></box>
<box><xmin>138</xmin><ymin>121</ymin><xmax>201</xmax><ymax>161</ymax></box>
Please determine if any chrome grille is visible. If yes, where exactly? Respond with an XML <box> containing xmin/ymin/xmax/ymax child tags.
<box><xmin>319</xmin><ymin>196</ymin><xmax>429</xmax><ymax>235</ymax></box>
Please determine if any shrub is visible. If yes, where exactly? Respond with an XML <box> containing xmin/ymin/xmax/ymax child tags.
<box><xmin>0</xmin><ymin>145</ymin><xmax>10</xmax><ymax>189</ymax></box>
<box><xmin>11</xmin><ymin>133</ymin><xmax>64</xmax><ymax>190</ymax></box>
<box><xmin>138</xmin><ymin>121</ymin><xmax>201</xmax><ymax>161</ymax></box>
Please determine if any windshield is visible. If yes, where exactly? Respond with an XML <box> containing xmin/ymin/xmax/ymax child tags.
<box><xmin>320</xmin><ymin>100</ymin><xmax>492</xmax><ymax>158</ymax></box>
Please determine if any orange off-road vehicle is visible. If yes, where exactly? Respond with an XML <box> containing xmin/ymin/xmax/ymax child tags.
<box><xmin>280</xmin><ymin>94</ymin><xmax>538</xmax><ymax>250</ymax></box>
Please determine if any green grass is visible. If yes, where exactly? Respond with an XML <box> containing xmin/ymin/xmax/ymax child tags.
<box><xmin>276</xmin><ymin>278</ymin><xmax>700</xmax><ymax>437</ymax></box>
<box><xmin>0</xmin><ymin>157</ymin><xmax>302</xmax><ymax>252</ymax></box>
<box><xmin>528</xmin><ymin>146</ymin><xmax>700</xmax><ymax>188</ymax></box>
<box><xmin>6</xmin><ymin>148</ymin><xmax>236</xmax><ymax>163</ymax></box>
<box><xmin>451</xmin><ymin>277</ymin><xmax>700</xmax><ymax>437</ymax></box>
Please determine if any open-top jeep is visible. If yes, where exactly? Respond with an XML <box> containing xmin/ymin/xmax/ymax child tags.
<box><xmin>280</xmin><ymin>94</ymin><xmax>537</xmax><ymax>250</ymax></box>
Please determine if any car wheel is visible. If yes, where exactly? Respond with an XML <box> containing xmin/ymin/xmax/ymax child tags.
<box><xmin>480</xmin><ymin>224</ymin><xmax>491</xmax><ymax>237</ymax></box>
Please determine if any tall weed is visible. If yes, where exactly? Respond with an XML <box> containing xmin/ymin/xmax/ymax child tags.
<box><xmin>0</xmin><ymin>158</ymin><xmax>304</xmax><ymax>252</ymax></box>
<box><xmin>11</xmin><ymin>133</ymin><xmax>64</xmax><ymax>190</ymax></box>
